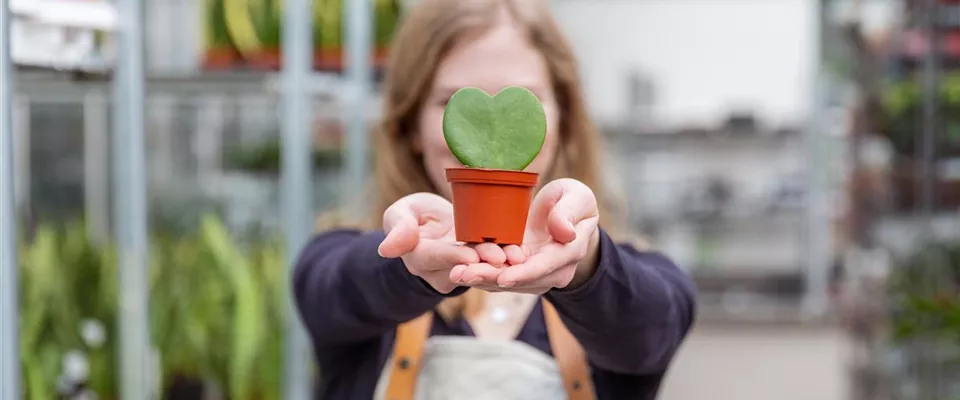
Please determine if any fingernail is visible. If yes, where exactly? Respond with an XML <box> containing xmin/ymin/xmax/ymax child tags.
<box><xmin>377</xmin><ymin>245</ymin><xmax>385</xmax><ymax>258</ymax></box>
<box><xmin>467</xmin><ymin>277</ymin><xmax>483</xmax><ymax>285</ymax></box>
<box><xmin>500</xmin><ymin>280</ymin><xmax>516</xmax><ymax>288</ymax></box>
<box><xmin>451</xmin><ymin>265</ymin><xmax>466</xmax><ymax>282</ymax></box>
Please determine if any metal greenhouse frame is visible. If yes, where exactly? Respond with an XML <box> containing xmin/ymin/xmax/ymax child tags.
<box><xmin>0</xmin><ymin>0</ymin><xmax>374</xmax><ymax>398</ymax></box>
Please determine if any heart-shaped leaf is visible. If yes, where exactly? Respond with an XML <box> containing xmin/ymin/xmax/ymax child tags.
<box><xmin>442</xmin><ymin>86</ymin><xmax>547</xmax><ymax>170</ymax></box>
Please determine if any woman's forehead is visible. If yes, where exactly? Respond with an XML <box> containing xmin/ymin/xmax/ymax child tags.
<box><xmin>431</xmin><ymin>23</ymin><xmax>551</xmax><ymax>97</ymax></box>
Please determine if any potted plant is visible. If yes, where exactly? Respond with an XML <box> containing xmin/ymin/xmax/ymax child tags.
<box><xmin>251</xmin><ymin>0</ymin><xmax>282</xmax><ymax>70</ymax></box>
<box><xmin>202</xmin><ymin>0</ymin><xmax>240</xmax><ymax>70</ymax></box>
<box><xmin>442</xmin><ymin>86</ymin><xmax>546</xmax><ymax>245</ymax></box>
<box><xmin>373</xmin><ymin>0</ymin><xmax>400</xmax><ymax>69</ymax></box>
<box><xmin>315</xmin><ymin>0</ymin><xmax>342</xmax><ymax>71</ymax></box>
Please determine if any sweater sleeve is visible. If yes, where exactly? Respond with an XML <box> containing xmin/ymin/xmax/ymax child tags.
<box><xmin>292</xmin><ymin>229</ymin><xmax>467</xmax><ymax>348</ymax></box>
<box><xmin>544</xmin><ymin>228</ymin><xmax>697</xmax><ymax>376</ymax></box>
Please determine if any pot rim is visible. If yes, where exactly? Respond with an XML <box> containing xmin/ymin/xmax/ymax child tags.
<box><xmin>445</xmin><ymin>167</ymin><xmax>538</xmax><ymax>187</ymax></box>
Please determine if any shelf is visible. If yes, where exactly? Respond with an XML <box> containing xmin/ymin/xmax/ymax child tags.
<box><xmin>13</xmin><ymin>70</ymin><xmax>383</xmax><ymax>99</ymax></box>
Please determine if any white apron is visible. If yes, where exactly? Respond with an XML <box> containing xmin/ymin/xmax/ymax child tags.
<box><xmin>373</xmin><ymin>336</ymin><xmax>568</xmax><ymax>400</ymax></box>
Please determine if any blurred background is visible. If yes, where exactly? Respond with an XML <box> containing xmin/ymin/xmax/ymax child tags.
<box><xmin>3</xmin><ymin>0</ymin><xmax>960</xmax><ymax>399</ymax></box>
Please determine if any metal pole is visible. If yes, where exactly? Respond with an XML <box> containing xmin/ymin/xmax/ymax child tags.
<box><xmin>802</xmin><ymin>0</ymin><xmax>831</xmax><ymax>319</ymax></box>
<box><xmin>1</xmin><ymin>0</ymin><xmax>21</xmax><ymax>397</ymax></box>
<box><xmin>84</xmin><ymin>92</ymin><xmax>110</xmax><ymax>243</ymax></box>
<box><xmin>345</xmin><ymin>0</ymin><xmax>372</xmax><ymax>209</ymax></box>
<box><xmin>281</xmin><ymin>0</ymin><xmax>313</xmax><ymax>397</ymax></box>
<box><xmin>919</xmin><ymin>0</ymin><xmax>940</xmax><ymax>219</ymax></box>
<box><xmin>113</xmin><ymin>0</ymin><xmax>151</xmax><ymax>397</ymax></box>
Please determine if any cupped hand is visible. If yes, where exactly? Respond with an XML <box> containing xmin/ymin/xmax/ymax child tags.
<box><xmin>456</xmin><ymin>178</ymin><xmax>601</xmax><ymax>294</ymax></box>
<box><xmin>378</xmin><ymin>193</ymin><xmax>507</xmax><ymax>294</ymax></box>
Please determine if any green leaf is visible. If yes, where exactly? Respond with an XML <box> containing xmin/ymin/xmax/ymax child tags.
<box><xmin>442</xmin><ymin>86</ymin><xmax>547</xmax><ymax>171</ymax></box>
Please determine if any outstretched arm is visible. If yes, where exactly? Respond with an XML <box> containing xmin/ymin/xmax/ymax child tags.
<box><xmin>544</xmin><ymin>229</ymin><xmax>696</xmax><ymax>376</ymax></box>
<box><xmin>292</xmin><ymin>229</ymin><xmax>465</xmax><ymax>349</ymax></box>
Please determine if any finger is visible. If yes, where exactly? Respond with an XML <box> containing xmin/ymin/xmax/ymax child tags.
<box><xmin>378</xmin><ymin>216</ymin><xmax>419</xmax><ymax>258</ymax></box>
<box><xmin>449</xmin><ymin>264</ymin><xmax>467</xmax><ymax>283</ymax></box>
<box><xmin>384</xmin><ymin>192</ymin><xmax>453</xmax><ymax>230</ymax></box>
<box><xmin>473</xmin><ymin>242</ymin><xmax>507</xmax><ymax>266</ymax></box>
<box><xmin>381</xmin><ymin>193</ymin><xmax>455</xmax><ymax>258</ymax></box>
<box><xmin>547</xmin><ymin>209</ymin><xmax>578</xmax><ymax>244</ymax></box>
<box><xmin>544</xmin><ymin>180</ymin><xmax>598</xmax><ymax>244</ymax></box>
<box><xmin>469</xmin><ymin>284</ymin><xmax>505</xmax><ymax>292</ymax></box>
<box><xmin>470</xmin><ymin>284</ymin><xmax>546</xmax><ymax>295</ymax></box>
<box><xmin>417</xmin><ymin>241</ymin><xmax>479</xmax><ymax>271</ymax></box>
<box><xmin>451</xmin><ymin>263</ymin><xmax>501</xmax><ymax>286</ymax></box>
<box><xmin>497</xmin><ymin>244</ymin><xmax>573</xmax><ymax>288</ymax></box>
<box><xmin>503</xmin><ymin>245</ymin><xmax>525</xmax><ymax>265</ymax></box>
<box><xmin>422</xmin><ymin>270</ymin><xmax>458</xmax><ymax>294</ymax></box>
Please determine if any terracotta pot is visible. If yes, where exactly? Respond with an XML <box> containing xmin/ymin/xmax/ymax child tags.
<box><xmin>249</xmin><ymin>47</ymin><xmax>281</xmax><ymax>70</ymax></box>
<box><xmin>202</xmin><ymin>48</ymin><xmax>239</xmax><ymax>70</ymax></box>
<box><xmin>446</xmin><ymin>167</ymin><xmax>538</xmax><ymax>245</ymax></box>
<box><xmin>316</xmin><ymin>46</ymin><xmax>343</xmax><ymax>71</ymax></box>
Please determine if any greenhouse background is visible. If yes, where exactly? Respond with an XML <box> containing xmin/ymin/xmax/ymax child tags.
<box><xmin>2</xmin><ymin>0</ymin><xmax>960</xmax><ymax>399</ymax></box>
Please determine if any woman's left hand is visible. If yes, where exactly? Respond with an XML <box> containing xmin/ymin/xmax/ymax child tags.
<box><xmin>452</xmin><ymin>178</ymin><xmax>602</xmax><ymax>294</ymax></box>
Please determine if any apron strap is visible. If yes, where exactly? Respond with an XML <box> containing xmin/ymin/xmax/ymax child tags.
<box><xmin>384</xmin><ymin>299</ymin><xmax>596</xmax><ymax>400</ymax></box>
<box><xmin>384</xmin><ymin>312</ymin><xmax>434</xmax><ymax>400</ymax></box>
<box><xmin>541</xmin><ymin>300</ymin><xmax>596</xmax><ymax>400</ymax></box>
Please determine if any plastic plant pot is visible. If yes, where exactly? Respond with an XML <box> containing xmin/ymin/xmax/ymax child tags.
<box><xmin>442</xmin><ymin>86</ymin><xmax>548</xmax><ymax>245</ymax></box>
<box><xmin>446</xmin><ymin>168</ymin><xmax>538</xmax><ymax>245</ymax></box>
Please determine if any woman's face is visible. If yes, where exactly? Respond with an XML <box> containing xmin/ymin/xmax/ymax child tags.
<box><xmin>416</xmin><ymin>17</ymin><xmax>560</xmax><ymax>199</ymax></box>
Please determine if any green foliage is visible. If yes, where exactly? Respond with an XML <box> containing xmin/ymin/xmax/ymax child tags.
<box><xmin>205</xmin><ymin>0</ymin><xmax>235</xmax><ymax>48</ymax></box>
<box><xmin>224</xmin><ymin>139</ymin><xmax>344</xmax><ymax>173</ymax></box>
<box><xmin>19</xmin><ymin>222</ymin><xmax>117</xmax><ymax>399</ymax></box>
<box><xmin>18</xmin><ymin>216</ymin><xmax>288</xmax><ymax>400</ymax></box>
<box><xmin>442</xmin><ymin>86</ymin><xmax>547</xmax><ymax>171</ymax></box>
<box><xmin>374</xmin><ymin>0</ymin><xmax>401</xmax><ymax>47</ymax></box>
<box><xmin>889</xmin><ymin>239</ymin><xmax>960</xmax><ymax>343</ymax></box>
<box><xmin>880</xmin><ymin>75</ymin><xmax>960</xmax><ymax>157</ymax></box>
<box><xmin>317</xmin><ymin>0</ymin><xmax>342</xmax><ymax>49</ymax></box>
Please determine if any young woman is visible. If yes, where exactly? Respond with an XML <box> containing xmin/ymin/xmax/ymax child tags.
<box><xmin>292</xmin><ymin>0</ymin><xmax>697</xmax><ymax>399</ymax></box>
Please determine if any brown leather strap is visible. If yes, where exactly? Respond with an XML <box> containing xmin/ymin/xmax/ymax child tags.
<box><xmin>384</xmin><ymin>300</ymin><xmax>594</xmax><ymax>400</ymax></box>
<box><xmin>384</xmin><ymin>312</ymin><xmax>434</xmax><ymax>400</ymax></box>
<box><xmin>542</xmin><ymin>300</ymin><xmax>596</xmax><ymax>400</ymax></box>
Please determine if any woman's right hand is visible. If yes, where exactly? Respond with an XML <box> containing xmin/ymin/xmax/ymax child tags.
<box><xmin>377</xmin><ymin>193</ymin><xmax>483</xmax><ymax>294</ymax></box>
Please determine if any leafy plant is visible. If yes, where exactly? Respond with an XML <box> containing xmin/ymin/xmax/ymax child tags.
<box><xmin>19</xmin><ymin>215</ymin><xmax>287</xmax><ymax>400</ymax></box>
<box><xmin>224</xmin><ymin>139</ymin><xmax>344</xmax><ymax>172</ymax></box>
<box><xmin>19</xmin><ymin>222</ymin><xmax>118</xmax><ymax>400</ymax></box>
<box><xmin>880</xmin><ymin>74</ymin><xmax>960</xmax><ymax>157</ymax></box>
<box><xmin>442</xmin><ymin>86</ymin><xmax>547</xmax><ymax>170</ymax></box>
<box><xmin>888</xmin><ymin>239</ymin><xmax>960</xmax><ymax>343</ymax></box>
<box><xmin>318</xmin><ymin>0</ymin><xmax>342</xmax><ymax>50</ymax></box>
<box><xmin>374</xmin><ymin>0</ymin><xmax>400</xmax><ymax>48</ymax></box>
<box><xmin>204</xmin><ymin>0</ymin><xmax>235</xmax><ymax>49</ymax></box>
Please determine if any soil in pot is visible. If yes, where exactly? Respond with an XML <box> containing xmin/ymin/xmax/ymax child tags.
<box><xmin>446</xmin><ymin>168</ymin><xmax>538</xmax><ymax>245</ymax></box>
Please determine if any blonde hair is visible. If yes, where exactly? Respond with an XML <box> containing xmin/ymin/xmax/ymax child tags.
<box><xmin>322</xmin><ymin>0</ymin><xmax>646</xmax><ymax>322</ymax></box>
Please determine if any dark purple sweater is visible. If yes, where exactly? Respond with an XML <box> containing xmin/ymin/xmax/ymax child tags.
<box><xmin>292</xmin><ymin>228</ymin><xmax>696</xmax><ymax>399</ymax></box>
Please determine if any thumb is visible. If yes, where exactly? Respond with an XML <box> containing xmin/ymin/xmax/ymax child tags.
<box><xmin>378</xmin><ymin>206</ymin><xmax>420</xmax><ymax>258</ymax></box>
<box><xmin>542</xmin><ymin>179</ymin><xmax>598</xmax><ymax>244</ymax></box>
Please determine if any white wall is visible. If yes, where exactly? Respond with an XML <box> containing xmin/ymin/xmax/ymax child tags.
<box><xmin>551</xmin><ymin>0</ymin><xmax>818</xmax><ymax>130</ymax></box>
